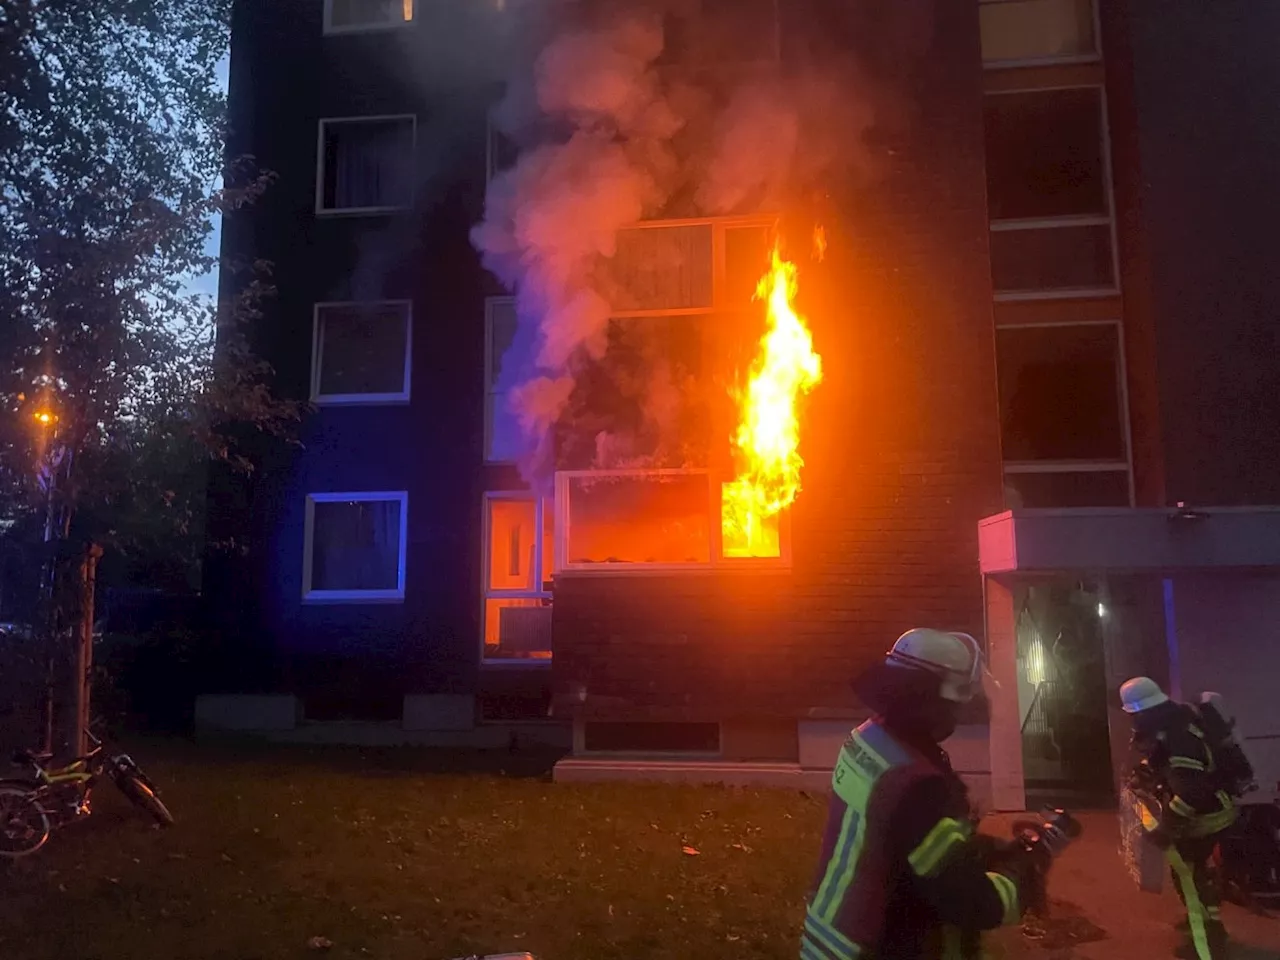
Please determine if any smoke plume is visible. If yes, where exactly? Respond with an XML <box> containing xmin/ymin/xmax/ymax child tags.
<box><xmin>471</xmin><ymin>0</ymin><xmax>888</xmax><ymax>488</ymax></box>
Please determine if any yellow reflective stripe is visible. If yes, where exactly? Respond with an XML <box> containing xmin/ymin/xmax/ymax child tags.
<box><xmin>804</xmin><ymin>913</ymin><xmax>861</xmax><ymax>960</ymax></box>
<box><xmin>908</xmin><ymin>817</ymin><xmax>969</xmax><ymax>877</ymax></box>
<box><xmin>986</xmin><ymin>871</ymin><xmax>1020</xmax><ymax>925</ymax></box>
<box><xmin>1169</xmin><ymin>796</ymin><xmax>1197</xmax><ymax>817</ymax></box>
<box><xmin>1169</xmin><ymin>756</ymin><xmax>1207</xmax><ymax>771</ymax></box>
<box><xmin>1167</xmin><ymin>847</ymin><xmax>1213</xmax><ymax>960</ymax></box>
<box><xmin>1188</xmin><ymin>725</ymin><xmax>1205</xmax><ymax>739</ymax></box>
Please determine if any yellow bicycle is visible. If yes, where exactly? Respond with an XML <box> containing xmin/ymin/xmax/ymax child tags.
<box><xmin>0</xmin><ymin>729</ymin><xmax>173</xmax><ymax>858</ymax></box>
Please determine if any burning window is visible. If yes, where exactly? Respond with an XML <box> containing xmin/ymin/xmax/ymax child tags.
<box><xmin>483</xmin><ymin>495</ymin><xmax>553</xmax><ymax>660</ymax></box>
<box><xmin>324</xmin><ymin>0</ymin><xmax>414</xmax><ymax>33</ymax></box>
<box><xmin>312</xmin><ymin>301</ymin><xmax>411</xmax><ymax>404</ymax></box>
<box><xmin>554</xmin><ymin>235</ymin><xmax>821</xmax><ymax>571</ymax></box>
<box><xmin>303</xmin><ymin>493</ymin><xmax>407</xmax><ymax>602</ymax></box>
<box><xmin>317</xmin><ymin>116</ymin><xmax>415</xmax><ymax>213</ymax></box>
<box><xmin>979</xmin><ymin>0</ymin><xmax>1097</xmax><ymax>66</ymax></box>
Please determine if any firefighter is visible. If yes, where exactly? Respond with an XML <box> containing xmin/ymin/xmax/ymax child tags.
<box><xmin>1121</xmin><ymin>676</ymin><xmax>1240</xmax><ymax>960</ymax></box>
<box><xmin>800</xmin><ymin>629</ymin><xmax>1069</xmax><ymax>960</ymax></box>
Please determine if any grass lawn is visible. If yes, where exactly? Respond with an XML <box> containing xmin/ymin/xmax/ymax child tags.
<box><xmin>0</xmin><ymin>739</ymin><xmax>828</xmax><ymax>960</ymax></box>
<box><xmin>3</xmin><ymin>739</ymin><xmax>1276</xmax><ymax>960</ymax></box>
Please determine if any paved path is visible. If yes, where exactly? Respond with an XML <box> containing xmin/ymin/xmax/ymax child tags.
<box><xmin>984</xmin><ymin>811</ymin><xmax>1280</xmax><ymax>959</ymax></box>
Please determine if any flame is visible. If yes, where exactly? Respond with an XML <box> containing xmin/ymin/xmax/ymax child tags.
<box><xmin>722</xmin><ymin>240</ymin><xmax>823</xmax><ymax>558</ymax></box>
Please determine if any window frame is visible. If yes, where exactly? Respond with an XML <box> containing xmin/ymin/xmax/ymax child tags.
<box><xmin>311</xmin><ymin>300</ymin><xmax>413</xmax><ymax>405</ymax></box>
<box><xmin>481</xmin><ymin>491</ymin><xmax>554</xmax><ymax>667</ymax></box>
<box><xmin>995</xmin><ymin>319</ymin><xmax>1135</xmax><ymax>507</ymax></box>
<box><xmin>484</xmin><ymin>297</ymin><xmax>520</xmax><ymax>465</ymax></box>
<box><xmin>978</xmin><ymin>0</ymin><xmax>1101</xmax><ymax>71</ymax></box>
<box><xmin>986</xmin><ymin>84</ymin><xmax>1120</xmax><ymax>301</ymax></box>
<box><xmin>322</xmin><ymin>0</ymin><xmax>415</xmax><ymax>36</ymax></box>
<box><xmin>553</xmin><ymin>468</ymin><xmax>793</xmax><ymax>576</ymax></box>
<box><xmin>315</xmin><ymin>114</ymin><xmax>417</xmax><ymax>216</ymax></box>
<box><xmin>302</xmin><ymin>491</ymin><xmax>409</xmax><ymax>604</ymax></box>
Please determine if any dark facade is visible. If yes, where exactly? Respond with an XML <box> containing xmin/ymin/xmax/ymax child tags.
<box><xmin>209</xmin><ymin>0</ymin><xmax>1280</xmax><ymax>739</ymax></box>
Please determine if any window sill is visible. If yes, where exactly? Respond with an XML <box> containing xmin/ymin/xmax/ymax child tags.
<box><xmin>994</xmin><ymin>286</ymin><xmax>1119</xmax><ymax>303</ymax></box>
<box><xmin>302</xmin><ymin>591</ymin><xmax>406</xmax><ymax>605</ymax></box>
<box><xmin>556</xmin><ymin>561</ymin><xmax>792</xmax><ymax>578</ymax></box>
<box><xmin>983</xmin><ymin>53</ymin><xmax>1101</xmax><ymax>71</ymax></box>
<box><xmin>323</xmin><ymin>22</ymin><xmax>415</xmax><ymax>36</ymax></box>
<box><xmin>315</xmin><ymin>205</ymin><xmax>412</xmax><ymax>218</ymax></box>
<box><xmin>480</xmin><ymin>658</ymin><xmax>553</xmax><ymax>670</ymax></box>
<box><xmin>313</xmin><ymin>393</ymin><xmax>411</xmax><ymax>406</ymax></box>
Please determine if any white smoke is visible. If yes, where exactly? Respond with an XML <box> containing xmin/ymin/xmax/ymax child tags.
<box><xmin>471</xmin><ymin>0</ymin><xmax>884</xmax><ymax>487</ymax></box>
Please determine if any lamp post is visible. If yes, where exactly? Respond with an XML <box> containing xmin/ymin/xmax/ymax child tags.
<box><xmin>32</xmin><ymin>407</ymin><xmax>64</xmax><ymax>754</ymax></box>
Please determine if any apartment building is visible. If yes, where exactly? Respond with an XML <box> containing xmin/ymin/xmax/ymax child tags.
<box><xmin>204</xmin><ymin>0</ymin><xmax>1280</xmax><ymax>808</ymax></box>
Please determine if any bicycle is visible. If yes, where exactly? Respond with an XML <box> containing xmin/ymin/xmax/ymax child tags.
<box><xmin>0</xmin><ymin>729</ymin><xmax>173</xmax><ymax>858</ymax></box>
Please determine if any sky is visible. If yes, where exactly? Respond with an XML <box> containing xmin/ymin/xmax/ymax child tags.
<box><xmin>183</xmin><ymin>54</ymin><xmax>231</xmax><ymax>301</ymax></box>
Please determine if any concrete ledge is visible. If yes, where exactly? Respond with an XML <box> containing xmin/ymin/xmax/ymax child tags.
<box><xmin>554</xmin><ymin>758</ymin><xmax>830</xmax><ymax>790</ymax></box>
<box><xmin>266</xmin><ymin>721</ymin><xmax>571</xmax><ymax>750</ymax></box>
<box><xmin>195</xmin><ymin>694</ymin><xmax>299</xmax><ymax>732</ymax></box>
<box><xmin>402</xmin><ymin>694</ymin><xmax>475</xmax><ymax>732</ymax></box>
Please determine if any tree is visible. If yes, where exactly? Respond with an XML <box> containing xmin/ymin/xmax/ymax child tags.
<box><xmin>0</xmin><ymin>1</ymin><xmax>302</xmax><ymax>745</ymax></box>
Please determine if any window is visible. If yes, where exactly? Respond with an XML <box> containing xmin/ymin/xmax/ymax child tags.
<box><xmin>303</xmin><ymin>493</ymin><xmax>408</xmax><ymax>602</ymax></box>
<box><xmin>486</xmin><ymin>118</ymin><xmax>519</xmax><ymax>183</ymax></box>
<box><xmin>316</xmin><ymin>116</ymin><xmax>415</xmax><ymax>214</ymax></box>
<box><xmin>984</xmin><ymin>88</ymin><xmax>1115</xmax><ymax>297</ymax></box>
<box><xmin>995</xmin><ymin>323</ymin><xmax>1131</xmax><ymax>507</ymax></box>
<box><xmin>485</xmin><ymin>298</ymin><xmax>538</xmax><ymax>463</ymax></box>
<box><xmin>482</xmin><ymin>494</ymin><xmax>553</xmax><ymax>662</ymax></box>
<box><xmin>324</xmin><ymin>0</ymin><xmax>414</xmax><ymax>34</ymax></box>
<box><xmin>979</xmin><ymin>0</ymin><xmax>1097</xmax><ymax>66</ymax></box>
<box><xmin>312</xmin><ymin>301</ymin><xmax>411</xmax><ymax>404</ymax></box>
<box><xmin>553</xmin><ymin>469</ymin><xmax>791</xmax><ymax>571</ymax></box>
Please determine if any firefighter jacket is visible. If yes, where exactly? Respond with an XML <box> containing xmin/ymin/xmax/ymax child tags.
<box><xmin>801</xmin><ymin>720</ymin><xmax>1029</xmax><ymax>960</ymax></box>
<box><xmin>1133</xmin><ymin>703</ymin><xmax>1238</xmax><ymax>839</ymax></box>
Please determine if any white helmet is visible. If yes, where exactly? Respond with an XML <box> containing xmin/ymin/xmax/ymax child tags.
<box><xmin>885</xmin><ymin>628</ymin><xmax>984</xmax><ymax>703</ymax></box>
<box><xmin>1120</xmin><ymin>676</ymin><xmax>1169</xmax><ymax>713</ymax></box>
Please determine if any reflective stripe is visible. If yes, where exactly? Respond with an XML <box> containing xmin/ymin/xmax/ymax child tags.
<box><xmin>1170</xmin><ymin>756</ymin><xmax>1207</xmax><ymax>771</ymax></box>
<box><xmin>801</xmin><ymin>938</ymin><xmax>831</xmax><ymax>960</ymax></box>
<box><xmin>1168</xmin><ymin>846</ymin><xmax>1214</xmax><ymax>960</ymax></box>
<box><xmin>803</xmin><ymin>913</ymin><xmax>861</xmax><ymax>960</ymax></box>
<box><xmin>814</xmin><ymin>803</ymin><xmax>863</xmax><ymax>920</ymax></box>
<box><xmin>814</xmin><ymin>731</ymin><xmax>886</xmax><ymax>920</ymax></box>
<box><xmin>987</xmin><ymin>871</ymin><xmax>1020</xmax><ymax>925</ymax></box>
<box><xmin>1170</xmin><ymin>796</ymin><xmax>1197</xmax><ymax>818</ymax></box>
<box><xmin>908</xmin><ymin>817</ymin><xmax>969</xmax><ymax>877</ymax></box>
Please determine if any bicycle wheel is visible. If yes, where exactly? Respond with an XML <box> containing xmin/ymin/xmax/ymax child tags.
<box><xmin>0</xmin><ymin>786</ymin><xmax>51</xmax><ymax>858</ymax></box>
<box><xmin>115</xmin><ymin>775</ymin><xmax>174</xmax><ymax>827</ymax></box>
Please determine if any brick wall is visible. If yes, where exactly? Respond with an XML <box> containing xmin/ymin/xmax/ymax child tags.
<box><xmin>551</xmin><ymin>0</ymin><xmax>1004</xmax><ymax>721</ymax></box>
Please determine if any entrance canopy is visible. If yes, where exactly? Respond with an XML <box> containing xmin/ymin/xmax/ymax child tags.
<box><xmin>979</xmin><ymin>506</ymin><xmax>1280</xmax><ymax>575</ymax></box>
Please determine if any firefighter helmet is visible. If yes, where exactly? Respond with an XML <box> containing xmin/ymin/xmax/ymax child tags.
<box><xmin>1120</xmin><ymin>676</ymin><xmax>1169</xmax><ymax>713</ymax></box>
<box><xmin>885</xmin><ymin>629</ymin><xmax>984</xmax><ymax>703</ymax></box>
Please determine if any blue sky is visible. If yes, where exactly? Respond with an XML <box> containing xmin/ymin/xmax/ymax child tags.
<box><xmin>184</xmin><ymin>54</ymin><xmax>231</xmax><ymax>301</ymax></box>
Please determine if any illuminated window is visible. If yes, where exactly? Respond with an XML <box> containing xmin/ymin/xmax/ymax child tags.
<box><xmin>554</xmin><ymin>469</ymin><xmax>790</xmax><ymax>571</ymax></box>
<box><xmin>312</xmin><ymin>301</ymin><xmax>411</xmax><ymax>404</ymax></box>
<box><xmin>996</xmin><ymin>323</ymin><xmax>1132</xmax><ymax>507</ymax></box>
<box><xmin>303</xmin><ymin>493</ymin><xmax>408</xmax><ymax>602</ymax></box>
<box><xmin>979</xmin><ymin>0</ymin><xmax>1097</xmax><ymax>66</ymax></box>
<box><xmin>324</xmin><ymin>0</ymin><xmax>414</xmax><ymax>34</ymax></box>
<box><xmin>482</xmin><ymin>494</ymin><xmax>553</xmax><ymax>662</ymax></box>
<box><xmin>316</xmin><ymin>116</ymin><xmax>415</xmax><ymax>214</ymax></box>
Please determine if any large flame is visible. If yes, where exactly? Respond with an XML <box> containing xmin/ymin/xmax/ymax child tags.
<box><xmin>722</xmin><ymin>240</ymin><xmax>823</xmax><ymax>558</ymax></box>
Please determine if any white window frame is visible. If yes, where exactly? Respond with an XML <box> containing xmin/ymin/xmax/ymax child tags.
<box><xmin>302</xmin><ymin>491</ymin><xmax>409</xmax><ymax>603</ymax></box>
<box><xmin>481</xmin><ymin>491</ymin><xmax>553</xmax><ymax>667</ymax></box>
<box><xmin>553</xmin><ymin>468</ymin><xmax>793</xmax><ymax>575</ymax></box>
<box><xmin>311</xmin><ymin>300</ymin><xmax>413</xmax><ymax>405</ymax></box>
<box><xmin>315</xmin><ymin>114</ymin><xmax>417</xmax><ymax>216</ymax></box>
<box><xmin>979</xmin><ymin>0</ymin><xmax>1101</xmax><ymax>70</ymax></box>
<box><xmin>323</xmin><ymin>0</ymin><xmax>415</xmax><ymax>36</ymax></box>
<box><xmin>987</xmin><ymin>85</ymin><xmax>1120</xmax><ymax>302</ymax></box>
<box><xmin>995</xmin><ymin>319</ymin><xmax>1135</xmax><ymax>507</ymax></box>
